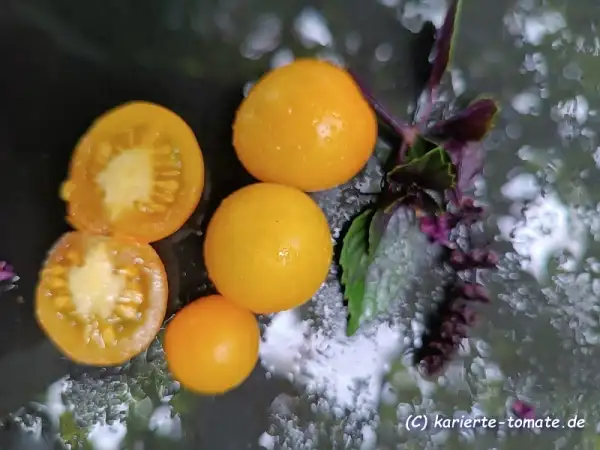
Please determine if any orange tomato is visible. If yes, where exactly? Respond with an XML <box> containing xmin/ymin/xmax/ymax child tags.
<box><xmin>35</xmin><ymin>231</ymin><xmax>168</xmax><ymax>366</ymax></box>
<box><xmin>203</xmin><ymin>183</ymin><xmax>332</xmax><ymax>314</ymax></box>
<box><xmin>233</xmin><ymin>58</ymin><xmax>378</xmax><ymax>192</ymax></box>
<box><xmin>61</xmin><ymin>102</ymin><xmax>204</xmax><ymax>243</ymax></box>
<box><xmin>164</xmin><ymin>295</ymin><xmax>260</xmax><ymax>395</ymax></box>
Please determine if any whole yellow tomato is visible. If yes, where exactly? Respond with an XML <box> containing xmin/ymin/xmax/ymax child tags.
<box><xmin>233</xmin><ymin>59</ymin><xmax>377</xmax><ymax>192</ymax></box>
<box><xmin>204</xmin><ymin>183</ymin><xmax>332</xmax><ymax>313</ymax></box>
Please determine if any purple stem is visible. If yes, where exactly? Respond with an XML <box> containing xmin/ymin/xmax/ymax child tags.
<box><xmin>398</xmin><ymin>141</ymin><xmax>409</xmax><ymax>164</ymax></box>
<box><xmin>349</xmin><ymin>70</ymin><xmax>416</xmax><ymax>143</ymax></box>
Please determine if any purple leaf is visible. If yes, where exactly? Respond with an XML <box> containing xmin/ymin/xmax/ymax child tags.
<box><xmin>0</xmin><ymin>272</ymin><xmax>14</xmax><ymax>282</ymax></box>
<box><xmin>453</xmin><ymin>283</ymin><xmax>490</xmax><ymax>303</ymax></box>
<box><xmin>449</xmin><ymin>248</ymin><xmax>499</xmax><ymax>270</ymax></box>
<box><xmin>445</xmin><ymin>140</ymin><xmax>485</xmax><ymax>200</ymax></box>
<box><xmin>453</xmin><ymin>303</ymin><xmax>479</xmax><ymax>326</ymax></box>
<box><xmin>416</xmin><ymin>292</ymin><xmax>476</xmax><ymax>377</ymax></box>
<box><xmin>0</xmin><ymin>261</ymin><xmax>15</xmax><ymax>282</ymax></box>
<box><xmin>428</xmin><ymin>97</ymin><xmax>499</xmax><ymax>142</ymax></box>
<box><xmin>429</xmin><ymin>197</ymin><xmax>484</xmax><ymax>227</ymax></box>
<box><xmin>419</xmin><ymin>213</ymin><xmax>455</xmax><ymax>245</ymax></box>
<box><xmin>427</xmin><ymin>0</ymin><xmax>463</xmax><ymax>94</ymax></box>
<box><xmin>512</xmin><ymin>400</ymin><xmax>535</xmax><ymax>420</ymax></box>
<box><xmin>456</xmin><ymin>197</ymin><xmax>485</xmax><ymax>225</ymax></box>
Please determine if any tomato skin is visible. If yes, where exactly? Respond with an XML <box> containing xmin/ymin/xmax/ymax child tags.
<box><xmin>233</xmin><ymin>58</ymin><xmax>377</xmax><ymax>192</ymax></box>
<box><xmin>35</xmin><ymin>231</ymin><xmax>168</xmax><ymax>366</ymax></box>
<box><xmin>61</xmin><ymin>101</ymin><xmax>205</xmax><ymax>243</ymax></box>
<box><xmin>203</xmin><ymin>183</ymin><xmax>332</xmax><ymax>314</ymax></box>
<box><xmin>164</xmin><ymin>295</ymin><xmax>260</xmax><ymax>395</ymax></box>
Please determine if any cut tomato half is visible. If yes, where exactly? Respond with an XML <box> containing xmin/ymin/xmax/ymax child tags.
<box><xmin>61</xmin><ymin>101</ymin><xmax>204</xmax><ymax>243</ymax></box>
<box><xmin>35</xmin><ymin>231</ymin><xmax>168</xmax><ymax>366</ymax></box>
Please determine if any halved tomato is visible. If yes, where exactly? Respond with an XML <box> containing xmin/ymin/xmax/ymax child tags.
<box><xmin>61</xmin><ymin>102</ymin><xmax>204</xmax><ymax>243</ymax></box>
<box><xmin>35</xmin><ymin>231</ymin><xmax>168</xmax><ymax>366</ymax></box>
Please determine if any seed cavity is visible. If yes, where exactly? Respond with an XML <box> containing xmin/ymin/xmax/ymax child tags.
<box><xmin>139</xmin><ymin>128</ymin><xmax>161</xmax><ymax>146</ymax></box>
<box><xmin>53</xmin><ymin>295</ymin><xmax>71</xmax><ymax>311</ymax></box>
<box><xmin>96</xmin><ymin>142</ymin><xmax>113</xmax><ymax>165</ymax></box>
<box><xmin>101</xmin><ymin>325</ymin><xmax>117</xmax><ymax>346</ymax></box>
<box><xmin>160</xmin><ymin>170</ymin><xmax>181</xmax><ymax>178</ymax></box>
<box><xmin>118</xmin><ymin>266</ymin><xmax>139</xmax><ymax>278</ymax></box>
<box><xmin>47</xmin><ymin>278</ymin><xmax>67</xmax><ymax>290</ymax></box>
<box><xmin>83</xmin><ymin>322</ymin><xmax>100</xmax><ymax>344</ymax></box>
<box><xmin>116</xmin><ymin>304</ymin><xmax>139</xmax><ymax>320</ymax></box>
<box><xmin>156</xmin><ymin>180</ymin><xmax>179</xmax><ymax>192</ymax></box>
<box><xmin>97</xmin><ymin>147</ymin><xmax>154</xmax><ymax>221</ymax></box>
<box><xmin>153</xmin><ymin>145</ymin><xmax>172</xmax><ymax>156</ymax></box>
<box><xmin>143</xmin><ymin>203</ymin><xmax>168</xmax><ymax>214</ymax></box>
<box><xmin>153</xmin><ymin>191</ymin><xmax>176</xmax><ymax>204</ymax></box>
<box><xmin>43</xmin><ymin>266</ymin><xmax>66</xmax><ymax>277</ymax></box>
<box><xmin>43</xmin><ymin>239</ymin><xmax>148</xmax><ymax>348</ymax></box>
<box><xmin>68</xmin><ymin>242</ymin><xmax>125</xmax><ymax>319</ymax></box>
<box><xmin>92</xmin><ymin>127</ymin><xmax>183</xmax><ymax>219</ymax></box>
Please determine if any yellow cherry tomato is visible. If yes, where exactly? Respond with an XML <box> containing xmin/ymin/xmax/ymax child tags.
<box><xmin>204</xmin><ymin>182</ymin><xmax>332</xmax><ymax>314</ymax></box>
<box><xmin>233</xmin><ymin>58</ymin><xmax>378</xmax><ymax>192</ymax></box>
<box><xmin>35</xmin><ymin>231</ymin><xmax>168</xmax><ymax>366</ymax></box>
<box><xmin>164</xmin><ymin>295</ymin><xmax>260</xmax><ymax>395</ymax></box>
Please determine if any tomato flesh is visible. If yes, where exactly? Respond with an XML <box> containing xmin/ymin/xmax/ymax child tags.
<box><xmin>35</xmin><ymin>231</ymin><xmax>168</xmax><ymax>366</ymax></box>
<box><xmin>61</xmin><ymin>102</ymin><xmax>204</xmax><ymax>243</ymax></box>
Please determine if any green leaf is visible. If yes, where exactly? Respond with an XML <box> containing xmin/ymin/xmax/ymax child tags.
<box><xmin>340</xmin><ymin>208</ymin><xmax>375</xmax><ymax>336</ymax></box>
<box><xmin>130</xmin><ymin>397</ymin><xmax>154</xmax><ymax>422</ymax></box>
<box><xmin>342</xmin><ymin>204</ymin><xmax>432</xmax><ymax>335</ymax></box>
<box><xmin>169</xmin><ymin>389</ymin><xmax>194</xmax><ymax>416</ymax></box>
<box><xmin>125</xmin><ymin>398</ymin><xmax>155</xmax><ymax>435</ymax></box>
<box><xmin>388</xmin><ymin>146</ymin><xmax>456</xmax><ymax>192</ymax></box>
<box><xmin>59</xmin><ymin>411</ymin><xmax>93</xmax><ymax>449</ymax></box>
<box><xmin>405</xmin><ymin>134</ymin><xmax>433</xmax><ymax>161</ymax></box>
<box><xmin>368</xmin><ymin>209</ymin><xmax>388</xmax><ymax>256</ymax></box>
<box><xmin>361</xmin><ymin>207</ymin><xmax>433</xmax><ymax>329</ymax></box>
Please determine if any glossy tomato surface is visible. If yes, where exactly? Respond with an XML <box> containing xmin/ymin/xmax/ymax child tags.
<box><xmin>164</xmin><ymin>295</ymin><xmax>260</xmax><ymax>395</ymax></box>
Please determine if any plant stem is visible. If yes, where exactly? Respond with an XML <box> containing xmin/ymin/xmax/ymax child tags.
<box><xmin>398</xmin><ymin>141</ymin><xmax>409</xmax><ymax>164</ymax></box>
<box><xmin>349</xmin><ymin>70</ymin><xmax>415</xmax><ymax>143</ymax></box>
